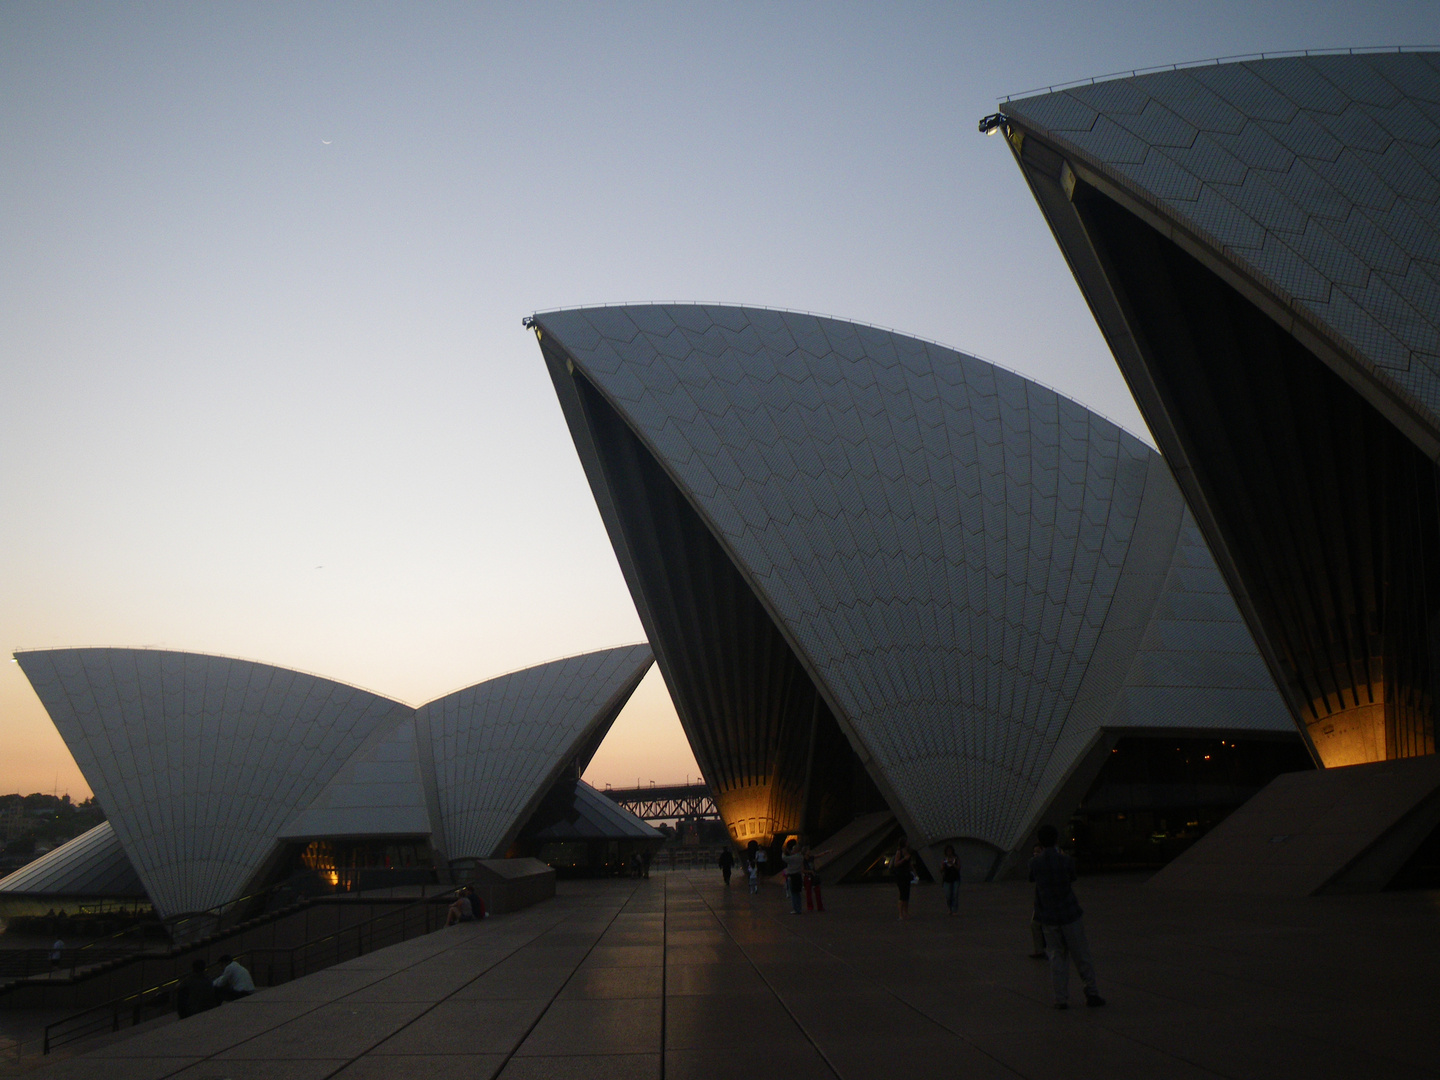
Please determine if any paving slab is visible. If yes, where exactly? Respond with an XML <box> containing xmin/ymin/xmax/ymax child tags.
<box><xmin>19</xmin><ymin>873</ymin><xmax>1440</xmax><ymax>1080</ymax></box>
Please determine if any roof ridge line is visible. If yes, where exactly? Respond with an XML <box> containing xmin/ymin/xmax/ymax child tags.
<box><xmin>999</xmin><ymin>45</ymin><xmax>1440</xmax><ymax>104</ymax></box>
<box><xmin>528</xmin><ymin>302</ymin><xmax>1156</xmax><ymax>450</ymax></box>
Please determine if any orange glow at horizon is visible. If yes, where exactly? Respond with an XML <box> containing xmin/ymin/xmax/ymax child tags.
<box><xmin>582</xmin><ymin>666</ymin><xmax>701</xmax><ymax>790</ymax></box>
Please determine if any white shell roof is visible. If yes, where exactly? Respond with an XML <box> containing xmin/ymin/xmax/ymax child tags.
<box><xmin>1004</xmin><ymin>52</ymin><xmax>1440</xmax><ymax>433</ymax></box>
<box><xmin>15</xmin><ymin>645</ymin><xmax>654</xmax><ymax>913</ymax></box>
<box><xmin>535</xmin><ymin>305</ymin><xmax>1291</xmax><ymax>851</ymax></box>
<box><xmin>416</xmin><ymin>644</ymin><xmax>654</xmax><ymax>860</ymax></box>
<box><xmin>279</xmin><ymin>715</ymin><xmax>431</xmax><ymax>840</ymax></box>
<box><xmin>15</xmin><ymin>649</ymin><xmax>412</xmax><ymax>917</ymax></box>
<box><xmin>0</xmin><ymin>822</ymin><xmax>145</xmax><ymax>898</ymax></box>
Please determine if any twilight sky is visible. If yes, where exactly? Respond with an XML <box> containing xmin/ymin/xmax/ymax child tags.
<box><xmin>2</xmin><ymin>2</ymin><xmax>1434</xmax><ymax>799</ymax></box>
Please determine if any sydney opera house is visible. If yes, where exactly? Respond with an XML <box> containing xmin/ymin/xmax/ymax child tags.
<box><xmin>993</xmin><ymin>50</ymin><xmax>1440</xmax><ymax>768</ymax></box>
<box><xmin>11</xmin><ymin>51</ymin><xmax>1439</xmax><ymax>908</ymax></box>
<box><xmin>529</xmin><ymin>303</ymin><xmax>1303</xmax><ymax>878</ymax></box>
<box><xmin>3</xmin><ymin>646</ymin><xmax>656</xmax><ymax>918</ymax></box>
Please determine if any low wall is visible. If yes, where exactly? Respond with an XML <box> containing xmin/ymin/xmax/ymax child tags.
<box><xmin>458</xmin><ymin>858</ymin><xmax>556</xmax><ymax>915</ymax></box>
<box><xmin>1149</xmin><ymin>756</ymin><xmax>1440</xmax><ymax>895</ymax></box>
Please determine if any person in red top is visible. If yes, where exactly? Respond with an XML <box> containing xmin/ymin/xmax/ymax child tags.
<box><xmin>802</xmin><ymin>845</ymin><xmax>829</xmax><ymax>912</ymax></box>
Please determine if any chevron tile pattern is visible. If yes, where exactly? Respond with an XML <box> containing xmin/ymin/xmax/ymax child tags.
<box><xmin>417</xmin><ymin>644</ymin><xmax>653</xmax><ymax>860</ymax></box>
<box><xmin>535</xmin><ymin>305</ymin><xmax>1292</xmax><ymax>852</ymax></box>
<box><xmin>10</xmin><ymin>645</ymin><xmax>653</xmax><ymax>915</ymax></box>
<box><xmin>1005</xmin><ymin>52</ymin><xmax>1440</xmax><ymax>423</ymax></box>
<box><xmin>14</xmin><ymin>649</ymin><xmax>410</xmax><ymax>916</ymax></box>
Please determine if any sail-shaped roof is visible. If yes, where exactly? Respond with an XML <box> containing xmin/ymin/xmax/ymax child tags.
<box><xmin>14</xmin><ymin>649</ymin><xmax>411</xmax><ymax>917</ymax></box>
<box><xmin>532</xmin><ymin>305</ymin><xmax>1291</xmax><ymax>854</ymax></box>
<box><xmin>279</xmin><ymin>714</ymin><xmax>432</xmax><ymax>841</ymax></box>
<box><xmin>999</xmin><ymin>53</ymin><xmax>1440</xmax><ymax>765</ymax></box>
<box><xmin>416</xmin><ymin>645</ymin><xmax>653</xmax><ymax>860</ymax></box>
<box><xmin>0</xmin><ymin>822</ymin><xmax>145</xmax><ymax>899</ymax></box>
<box><xmin>13</xmin><ymin>645</ymin><xmax>652</xmax><ymax>914</ymax></box>
<box><xmin>1003</xmin><ymin>51</ymin><xmax>1440</xmax><ymax>446</ymax></box>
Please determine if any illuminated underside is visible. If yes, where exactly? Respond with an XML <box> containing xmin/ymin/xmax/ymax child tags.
<box><xmin>1011</xmin><ymin>131</ymin><xmax>1439</xmax><ymax>766</ymax></box>
<box><xmin>540</xmin><ymin>339</ymin><xmax>889</xmax><ymax>851</ymax></box>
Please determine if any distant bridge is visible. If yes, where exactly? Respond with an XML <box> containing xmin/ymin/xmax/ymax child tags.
<box><xmin>601</xmin><ymin>783</ymin><xmax>719</xmax><ymax>821</ymax></box>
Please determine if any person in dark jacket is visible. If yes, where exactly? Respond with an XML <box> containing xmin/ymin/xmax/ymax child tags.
<box><xmin>1028</xmin><ymin>843</ymin><xmax>1047</xmax><ymax>958</ymax></box>
<box><xmin>176</xmin><ymin>958</ymin><xmax>216</xmax><ymax>1018</ymax></box>
<box><xmin>718</xmin><ymin>847</ymin><xmax>735</xmax><ymax>886</ymax></box>
<box><xmin>940</xmin><ymin>844</ymin><xmax>961</xmax><ymax>915</ymax></box>
<box><xmin>1029</xmin><ymin>825</ymin><xmax>1104</xmax><ymax>1009</ymax></box>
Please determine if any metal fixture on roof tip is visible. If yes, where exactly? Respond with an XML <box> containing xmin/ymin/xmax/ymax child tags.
<box><xmin>522</xmin><ymin>315</ymin><xmax>537</xmax><ymax>329</ymax></box>
<box><xmin>978</xmin><ymin>112</ymin><xmax>1011</xmax><ymax>137</ymax></box>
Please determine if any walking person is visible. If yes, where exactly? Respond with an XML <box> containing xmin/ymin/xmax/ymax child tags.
<box><xmin>745</xmin><ymin>840</ymin><xmax>760</xmax><ymax>894</ymax></box>
<box><xmin>1028</xmin><ymin>844</ymin><xmax>1047</xmax><ymax>958</ymax></box>
<box><xmin>891</xmin><ymin>839</ymin><xmax>914</xmax><ymax>920</ymax></box>
<box><xmin>802</xmin><ymin>845</ymin><xmax>829</xmax><ymax>912</ymax></box>
<box><xmin>941</xmin><ymin>844</ymin><xmax>961</xmax><ymax>915</ymax></box>
<box><xmin>718</xmin><ymin>846</ymin><xmax>735</xmax><ymax>886</ymax></box>
<box><xmin>1029</xmin><ymin>825</ymin><xmax>1104</xmax><ymax>1009</ymax></box>
<box><xmin>782</xmin><ymin>840</ymin><xmax>805</xmax><ymax>914</ymax></box>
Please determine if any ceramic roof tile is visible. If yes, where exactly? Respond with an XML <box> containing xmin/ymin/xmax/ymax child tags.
<box><xmin>415</xmin><ymin>645</ymin><xmax>653</xmax><ymax>862</ymax></box>
<box><xmin>534</xmin><ymin>305</ymin><xmax>1291</xmax><ymax>851</ymax></box>
<box><xmin>1007</xmin><ymin>52</ymin><xmax>1440</xmax><ymax>434</ymax></box>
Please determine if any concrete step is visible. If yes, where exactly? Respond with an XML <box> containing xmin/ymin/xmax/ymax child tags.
<box><xmin>1148</xmin><ymin>755</ymin><xmax>1440</xmax><ymax>895</ymax></box>
<box><xmin>811</xmin><ymin>811</ymin><xmax>896</xmax><ymax>883</ymax></box>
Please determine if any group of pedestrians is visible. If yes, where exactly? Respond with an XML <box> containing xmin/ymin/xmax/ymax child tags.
<box><xmin>720</xmin><ymin>838</ymin><xmax>827</xmax><ymax>911</ymax></box>
<box><xmin>175</xmin><ymin>953</ymin><xmax>255</xmax><ymax>1019</ymax></box>
<box><xmin>715</xmin><ymin>824</ymin><xmax>1104</xmax><ymax>1011</ymax></box>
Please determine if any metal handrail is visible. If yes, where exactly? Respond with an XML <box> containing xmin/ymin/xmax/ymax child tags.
<box><xmin>0</xmin><ymin>947</ymin><xmax>147</xmax><ymax>981</ymax></box>
<box><xmin>43</xmin><ymin>886</ymin><xmax>459</xmax><ymax>1056</ymax></box>
<box><xmin>41</xmin><ymin>955</ymin><xmax>244</xmax><ymax>1056</ymax></box>
<box><xmin>1000</xmin><ymin>44</ymin><xmax>1440</xmax><ymax>103</ymax></box>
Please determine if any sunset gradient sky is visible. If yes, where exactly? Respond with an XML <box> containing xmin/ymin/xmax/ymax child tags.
<box><xmin>3</xmin><ymin>2</ymin><xmax>1433</xmax><ymax>798</ymax></box>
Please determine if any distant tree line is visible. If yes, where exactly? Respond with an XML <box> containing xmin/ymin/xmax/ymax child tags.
<box><xmin>0</xmin><ymin>793</ymin><xmax>106</xmax><ymax>857</ymax></box>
